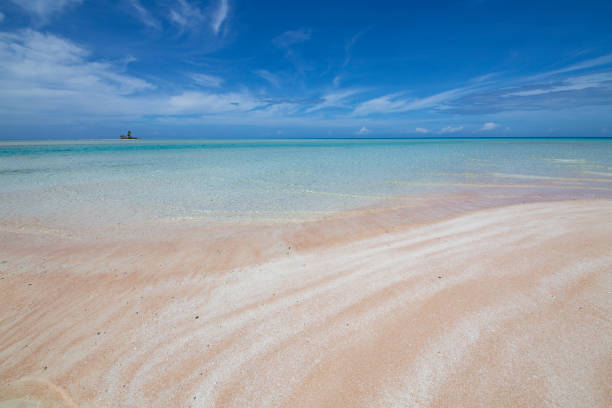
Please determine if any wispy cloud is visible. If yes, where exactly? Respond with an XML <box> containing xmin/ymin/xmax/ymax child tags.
<box><xmin>0</xmin><ymin>12</ymin><xmax>5</xmax><ymax>23</ymax></box>
<box><xmin>342</xmin><ymin>29</ymin><xmax>367</xmax><ymax>68</ymax></box>
<box><xmin>430</xmin><ymin>54</ymin><xmax>612</xmax><ymax>115</ymax></box>
<box><xmin>169</xmin><ymin>91</ymin><xmax>262</xmax><ymax>114</ymax></box>
<box><xmin>440</xmin><ymin>125</ymin><xmax>463</xmax><ymax>134</ymax></box>
<box><xmin>0</xmin><ymin>30</ymin><xmax>153</xmax><ymax>95</ymax></box>
<box><xmin>332</xmin><ymin>74</ymin><xmax>343</xmax><ymax>87</ymax></box>
<box><xmin>404</xmin><ymin>88</ymin><xmax>468</xmax><ymax>110</ymax></box>
<box><xmin>531</xmin><ymin>53</ymin><xmax>612</xmax><ymax>79</ymax></box>
<box><xmin>8</xmin><ymin>0</ymin><xmax>82</xmax><ymax>24</ymax></box>
<box><xmin>448</xmin><ymin>69</ymin><xmax>612</xmax><ymax>114</ymax></box>
<box><xmin>211</xmin><ymin>0</ymin><xmax>228</xmax><ymax>35</ymax></box>
<box><xmin>506</xmin><ymin>72</ymin><xmax>612</xmax><ymax>97</ymax></box>
<box><xmin>469</xmin><ymin>72</ymin><xmax>503</xmax><ymax>83</ymax></box>
<box><xmin>248</xmin><ymin>102</ymin><xmax>301</xmax><ymax>120</ymax></box>
<box><xmin>273</xmin><ymin>29</ymin><xmax>312</xmax><ymax>72</ymax></box>
<box><xmin>353</xmin><ymin>87</ymin><xmax>466</xmax><ymax>116</ymax></box>
<box><xmin>127</xmin><ymin>0</ymin><xmax>160</xmax><ymax>29</ymax></box>
<box><xmin>333</xmin><ymin>29</ymin><xmax>368</xmax><ymax>87</ymax></box>
<box><xmin>0</xmin><ymin>29</ymin><xmax>273</xmax><ymax>121</ymax></box>
<box><xmin>306</xmin><ymin>89</ymin><xmax>361</xmax><ymax>113</ymax></box>
<box><xmin>0</xmin><ymin>29</ymin><xmax>155</xmax><ymax>119</ymax></box>
<box><xmin>352</xmin><ymin>54</ymin><xmax>612</xmax><ymax>118</ymax></box>
<box><xmin>255</xmin><ymin>69</ymin><xmax>282</xmax><ymax>88</ymax></box>
<box><xmin>479</xmin><ymin>122</ymin><xmax>499</xmax><ymax>131</ymax></box>
<box><xmin>273</xmin><ymin>29</ymin><xmax>311</xmax><ymax>48</ymax></box>
<box><xmin>353</xmin><ymin>93</ymin><xmax>408</xmax><ymax>116</ymax></box>
<box><xmin>169</xmin><ymin>0</ymin><xmax>205</xmax><ymax>33</ymax></box>
<box><xmin>3</xmin><ymin>21</ymin><xmax>610</xmax><ymax>135</ymax></box>
<box><xmin>191</xmin><ymin>73</ymin><xmax>224</xmax><ymax>88</ymax></box>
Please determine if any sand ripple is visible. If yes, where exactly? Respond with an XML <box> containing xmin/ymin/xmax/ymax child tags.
<box><xmin>1</xmin><ymin>200</ymin><xmax>611</xmax><ymax>407</ymax></box>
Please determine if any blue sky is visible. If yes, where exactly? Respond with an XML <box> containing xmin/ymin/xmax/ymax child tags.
<box><xmin>1</xmin><ymin>0</ymin><xmax>612</xmax><ymax>139</ymax></box>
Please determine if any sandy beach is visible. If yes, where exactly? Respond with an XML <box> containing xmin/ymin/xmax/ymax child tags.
<box><xmin>1</xmin><ymin>198</ymin><xmax>611</xmax><ymax>407</ymax></box>
<box><xmin>3</xmin><ymin>0</ymin><xmax>612</xmax><ymax>404</ymax></box>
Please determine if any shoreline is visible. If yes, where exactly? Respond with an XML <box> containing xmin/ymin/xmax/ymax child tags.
<box><xmin>1</xmin><ymin>198</ymin><xmax>611</xmax><ymax>406</ymax></box>
<box><xmin>2</xmin><ymin>136</ymin><xmax>612</xmax><ymax>144</ymax></box>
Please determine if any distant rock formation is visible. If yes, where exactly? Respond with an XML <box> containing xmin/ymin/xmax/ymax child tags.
<box><xmin>120</xmin><ymin>130</ymin><xmax>138</xmax><ymax>139</ymax></box>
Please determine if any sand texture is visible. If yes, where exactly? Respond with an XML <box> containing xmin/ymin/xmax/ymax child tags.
<box><xmin>1</xmin><ymin>200</ymin><xmax>611</xmax><ymax>407</ymax></box>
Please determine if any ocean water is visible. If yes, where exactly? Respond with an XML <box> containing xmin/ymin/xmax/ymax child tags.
<box><xmin>1</xmin><ymin>139</ymin><xmax>611</xmax><ymax>228</ymax></box>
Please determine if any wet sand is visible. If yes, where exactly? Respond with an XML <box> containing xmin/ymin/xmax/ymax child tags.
<box><xmin>0</xmin><ymin>199</ymin><xmax>611</xmax><ymax>407</ymax></box>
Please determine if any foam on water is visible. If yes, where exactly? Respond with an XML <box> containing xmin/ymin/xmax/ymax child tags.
<box><xmin>1</xmin><ymin>138</ymin><xmax>611</xmax><ymax>228</ymax></box>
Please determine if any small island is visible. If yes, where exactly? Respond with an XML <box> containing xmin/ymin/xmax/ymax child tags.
<box><xmin>120</xmin><ymin>130</ymin><xmax>138</xmax><ymax>140</ymax></box>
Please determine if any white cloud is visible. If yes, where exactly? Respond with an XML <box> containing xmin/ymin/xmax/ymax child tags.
<box><xmin>273</xmin><ymin>29</ymin><xmax>312</xmax><ymax>72</ymax></box>
<box><xmin>0</xmin><ymin>29</ymin><xmax>301</xmax><ymax>124</ymax></box>
<box><xmin>0</xmin><ymin>29</ymin><xmax>156</xmax><ymax>119</ymax></box>
<box><xmin>255</xmin><ymin>69</ymin><xmax>281</xmax><ymax>88</ymax></box>
<box><xmin>0</xmin><ymin>12</ymin><xmax>4</xmax><ymax>23</ymax></box>
<box><xmin>332</xmin><ymin>74</ymin><xmax>343</xmax><ymax>87</ymax></box>
<box><xmin>168</xmin><ymin>0</ymin><xmax>229</xmax><ymax>36</ymax></box>
<box><xmin>1</xmin><ymin>29</ymin><xmax>451</xmax><ymax>130</ymax></box>
<box><xmin>402</xmin><ymin>88</ymin><xmax>466</xmax><ymax>110</ymax></box>
<box><xmin>448</xmin><ymin>67</ymin><xmax>612</xmax><ymax>114</ymax></box>
<box><xmin>342</xmin><ymin>29</ymin><xmax>366</xmax><ymax>68</ymax></box>
<box><xmin>127</xmin><ymin>0</ymin><xmax>160</xmax><ymax>29</ymax></box>
<box><xmin>247</xmin><ymin>102</ymin><xmax>300</xmax><ymax>119</ymax></box>
<box><xmin>191</xmin><ymin>73</ymin><xmax>224</xmax><ymax>88</ymax></box>
<box><xmin>169</xmin><ymin>0</ymin><xmax>205</xmax><ymax>33</ymax></box>
<box><xmin>9</xmin><ymin>0</ymin><xmax>81</xmax><ymax>23</ymax></box>
<box><xmin>506</xmin><ymin>72</ymin><xmax>612</xmax><ymax>97</ymax></box>
<box><xmin>352</xmin><ymin>93</ymin><xmax>406</xmax><ymax>116</ymax></box>
<box><xmin>357</xmin><ymin>126</ymin><xmax>370</xmax><ymax>135</ymax></box>
<box><xmin>211</xmin><ymin>0</ymin><xmax>228</xmax><ymax>35</ymax></box>
<box><xmin>538</xmin><ymin>54</ymin><xmax>612</xmax><ymax>78</ymax></box>
<box><xmin>168</xmin><ymin>91</ymin><xmax>262</xmax><ymax>114</ymax></box>
<box><xmin>415</xmin><ymin>127</ymin><xmax>430</xmax><ymax>133</ymax></box>
<box><xmin>0</xmin><ymin>30</ymin><xmax>153</xmax><ymax>95</ymax></box>
<box><xmin>470</xmin><ymin>72</ymin><xmax>503</xmax><ymax>83</ymax></box>
<box><xmin>306</xmin><ymin>89</ymin><xmax>361</xmax><ymax>113</ymax></box>
<box><xmin>439</xmin><ymin>125</ymin><xmax>463</xmax><ymax>134</ymax></box>
<box><xmin>353</xmin><ymin>88</ymin><xmax>466</xmax><ymax>116</ymax></box>
<box><xmin>480</xmin><ymin>122</ymin><xmax>499</xmax><ymax>131</ymax></box>
<box><xmin>273</xmin><ymin>29</ymin><xmax>311</xmax><ymax>48</ymax></box>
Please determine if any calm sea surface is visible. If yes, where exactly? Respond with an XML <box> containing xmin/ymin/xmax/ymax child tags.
<box><xmin>1</xmin><ymin>139</ymin><xmax>611</xmax><ymax>227</ymax></box>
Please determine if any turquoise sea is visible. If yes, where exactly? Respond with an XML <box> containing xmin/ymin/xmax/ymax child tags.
<box><xmin>1</xmin><ymin>139</ymin><xmax>611</xmax><ymax>228</ymax></box>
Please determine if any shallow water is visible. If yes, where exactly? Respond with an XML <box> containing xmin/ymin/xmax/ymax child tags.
<box><xmin>1</xmin><ymin>138</ymin><xmax>611</xmax><ymax>227</ymax></box>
